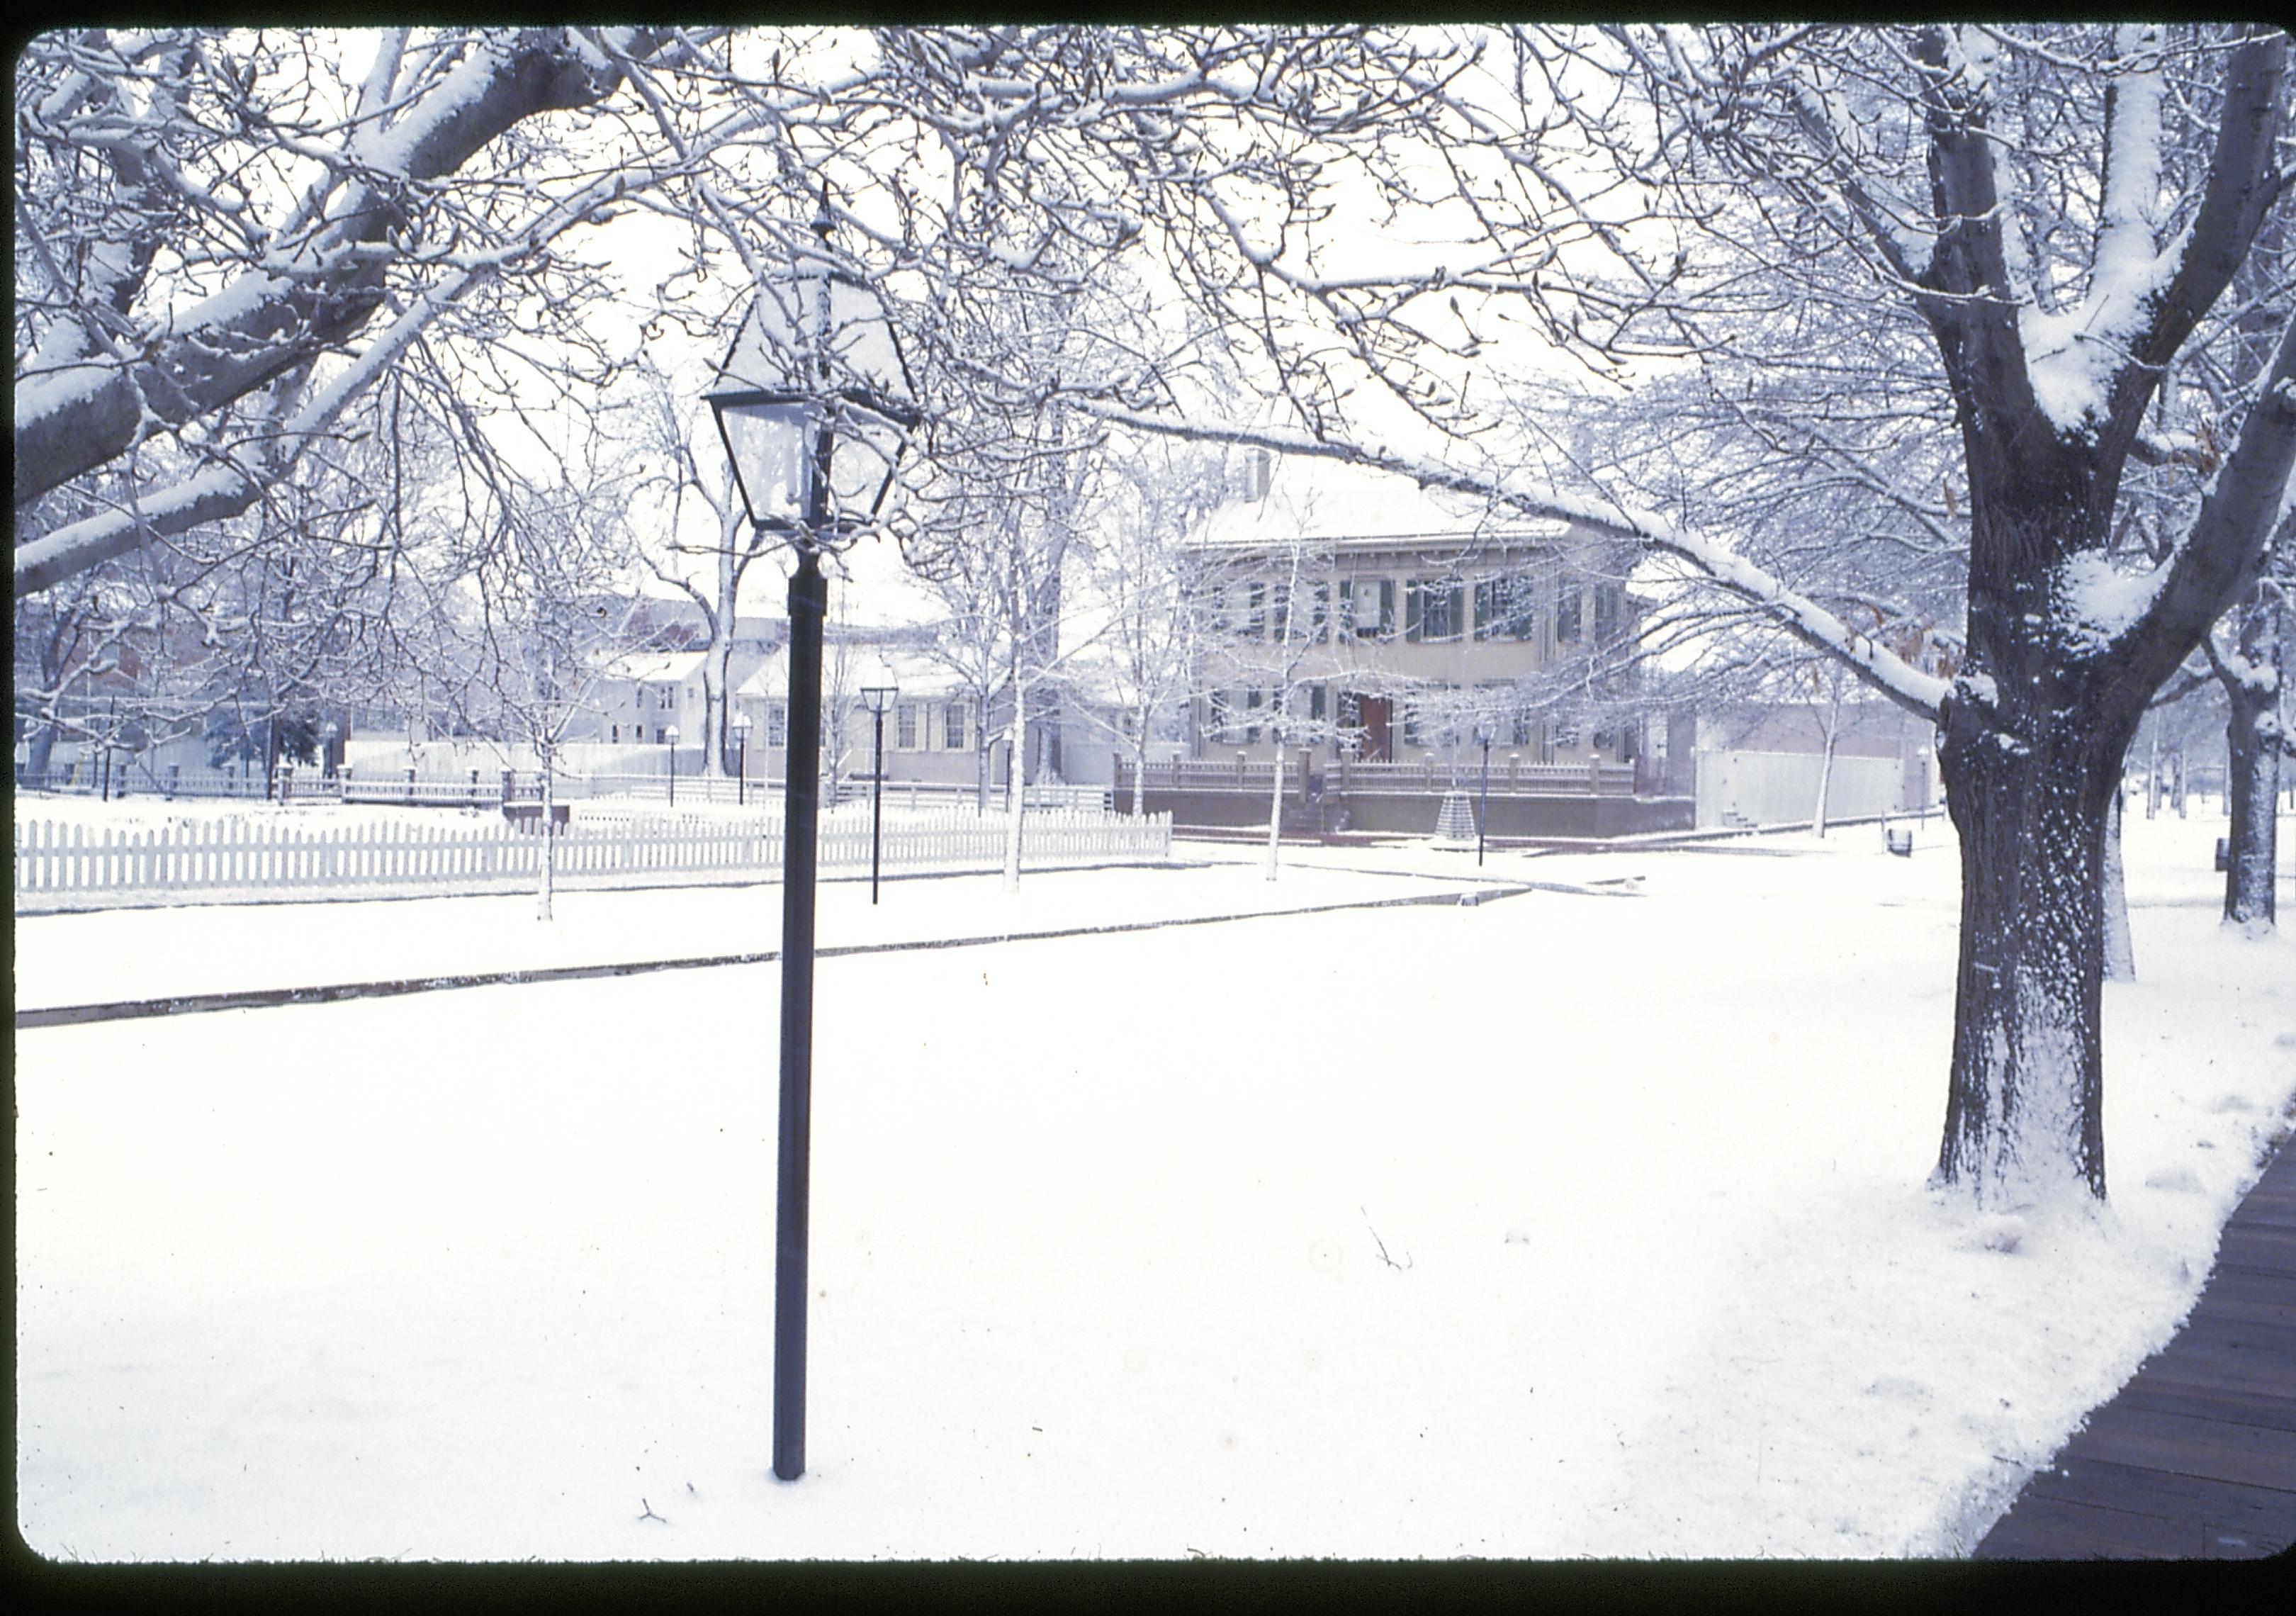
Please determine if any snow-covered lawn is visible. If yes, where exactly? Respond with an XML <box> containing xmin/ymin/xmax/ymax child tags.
<box><xmin>13</xmin><ymin>809</ymin><xmax>2295</xmax><ymax>1560</ymax></box>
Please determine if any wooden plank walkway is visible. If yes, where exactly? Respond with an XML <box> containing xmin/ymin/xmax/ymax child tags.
<box><xmin>1974</xmin><ymin>1135</ymin><xmax>2296</xmax><ymax>1559</ymax></box>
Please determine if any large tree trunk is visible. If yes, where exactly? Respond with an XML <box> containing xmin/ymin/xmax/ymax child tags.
<box><xmin>1003</xmin><ymin>678</ymin><xmax>1029</xmax><ymax>890</ymax></box>
<box><xmin>2215</xmin><ymin>585</ymin><xmax>2285</xmax><ymax>931</ymax></box>
<box><xmin>1810</xmin><ymin>675</ymin><xmax>1843</xmax><ymax>837</ymax></box>
<box><xmin>537</xmin><ymin>745</ymin><xmax>557</xmax><ymax>923</ymax></box>
<box><xmin>1811</xmin><ymin>727</ymin><xmax>1838</xmax><ymax>838</ymax></box>
<box><xmin>1927</xmin><ymin>435</ymin><xmax>2144</xmax><ymax>1207</ymax></box>
<box><xmin>1003</xmin><ymin>733</ymin><xmax>1026</xmax><ymax>892</ymax></box>
<box><xmin>2224</xmin><ymin>675</ymin><xmax>2282</xmax><ymax>930</ymax></box>
<box><xmin>700</xmin><ymin>649</ymin><xmax>726</xmax><ymax>780</ymax></box>
<box><xmin>2102</xmin><ymin>789</ymin><xmax>2135</xmax><ymax>980</ymax></box>
<box><xmin>26</xmin><ymin>720</ymin><xmax>57</xmax><ymax>780</ymax></box>
<box><xmin>1935</xmin><ymin>695</ymin><xmax>2116</xmax><ymax>1205</ymax></box>
<box><xmin>1264</xmin><ymin>739</ymin><xmax>1286</xmax><ymax>881</ymax></box>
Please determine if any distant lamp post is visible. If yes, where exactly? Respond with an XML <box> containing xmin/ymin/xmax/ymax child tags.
<box><xmin>706</xmin><ymin>208</ymin><xmax>918</xmax><ymax>1484</ymax></box>
<box><xmin>665</xmin><ymin>724</ymin><xmax>680</xmax><ymax>807</ymax></box>
<box><xmin>321</xmin><ymin>720</ymin><xmax>340</xmax><ymax>780</ymax></box>
<box><xmin>860</xmin><ymin>675</ymin><xmax>899</xmax><ymax>904</ymax></box>
<box><xmin>1475</xmin><ymin>723</ymin><xmax>1492</xmax><ymax>868</ymax></box>
<box><xmin>101</xmin><ymin>693</ymin><xmax>118</xmax><ymax>803</ymax></box>
<box><xmin>733</xmin><ymin>710</ymin><xmax>755</xmax><ymax>809</ymax></box>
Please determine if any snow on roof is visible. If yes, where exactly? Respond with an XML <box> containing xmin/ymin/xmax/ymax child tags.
<box><xmin>595</xmin><ymin>649</ymin><xmax>710</xmax><ymax>683</ymax></box>
<box><xmin>733</xmin><ymin>641</ymin><xmax>962</xmax><ymax>701</ymax></box>
<box><xmin>1049</xmin><ymin>647</ymin><xmax>1133</xmax><ymax>707</ymax></box>
<box><xmin>1190</xmin><ymin>455</ymin><xmax>1570</xmax><ymax>553</ymax></box>
<box><xmin>825</xmin><ymin>538</ymin><xmax>947</xmax><ymax>630</ymax></box>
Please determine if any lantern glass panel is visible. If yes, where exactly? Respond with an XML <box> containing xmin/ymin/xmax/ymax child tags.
<box><xmin>716</xmin><ymin>400</ymin><xmax>813</xmax><ymax>527</ymax></box>
<box><xmin>826</xmin><ymin>404</ymin><xmax>908</xmax><ymax>521</ymax></box>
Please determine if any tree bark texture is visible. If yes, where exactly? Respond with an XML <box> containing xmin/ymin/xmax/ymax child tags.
<box><xmin>2223</xmin><ymin>669</ymin><xmax>2283</xmax><ymax>928</ymax></box>
<box><xmin>1003</xmin><ymin>681</ymin><xmax>1028</xmax><ymax>891</ymax></box>
<box><xmin>537</xmin><ymin>748</ymin><xmax>557</xmax><ymax>923</ymax></box>
<box><xmin>1264</xmin><ymin>731</ymin><xmax>1287</xmax><ymax>881</ymax></box>
<box><xmin>2102</xmin><ymin>789</ymin><xmax>2135</xmax><ymax>981</ymax></box>
<box><xmin>1935</xmin><ymin>682</ymin><xmax>2119</xmax><ymax>1204</ymax></box>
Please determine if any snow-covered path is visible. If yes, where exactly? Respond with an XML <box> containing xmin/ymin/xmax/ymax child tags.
<box><xmin>13</xmin><ymin>811</ymin><xmax>2294</xmax><ymax>1559</ymax></box>
<box><xmin>11</xmin><ymin>828</ymin><xmax>1562</xmax><ymax>1015</ymax></box>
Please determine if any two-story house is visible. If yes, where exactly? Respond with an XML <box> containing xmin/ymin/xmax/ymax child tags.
<box><xmin>1127</xmin><ymin>452</ymin><xmax>1690</xmax><ymax>837</ymax></box>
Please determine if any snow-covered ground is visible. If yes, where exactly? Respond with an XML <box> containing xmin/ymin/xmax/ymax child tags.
<box><xmin>13</xmin><ymin>807</ymin><xmax>2295</xmax><ymax>1561</ymax></box>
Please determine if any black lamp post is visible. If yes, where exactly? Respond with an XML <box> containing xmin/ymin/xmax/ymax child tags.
<box><xmin>1475</xmin><ymin>722</ymin><xmax>1492</xmax><ymax>868</ymax></box>
<box><xmin>861</xmin><ymin>677</ymin><xmax>898</xmax><ymax>904</ymax></box>
<box><xmin>733</xmin><ymin>709</ymin><xmax>753</xmax><ymax>809</ymax></box>
<box><xmin>706</xmin><ymin>213</ymin><xmax>918</xmax><ymax>1484</ymax></box>
<box><xmin>665</xmin><ymin>724</ymin><xmax>680</xmax><ymax>808</ymax></box>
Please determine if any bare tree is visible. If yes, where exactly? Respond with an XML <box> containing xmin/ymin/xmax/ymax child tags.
<box><xmin>1066</xmin><ymin>437</ymin><xmax>1228</xmax><ymax>816</ymax></box>
<box><xmin>1084</xmin><ymin>24</ymin><xmax>2296</xmax><ymax>1206</ymax></box>
<box><xmin>895</xmin><ymin>247</ymin><xmax>1132</xmax><ymax>888</ymax></box>
<box><xmin>1222</xmin><ymin>536</ymin><xmax>1346</xmax><ymax>879</ymax></box>
<box><xmin>2205</xmin><ymin>515</ymin><xmax>2292</xmax><ymax>928</ymax></box>
<box><xmin>631</xmin><ymin>377</ymin><xmax>783</xmax><ymax>779</ymax></box>
<box><xmin>432</xmin><ymin>439</ymin><xmax>648</xmax><ymax>920</ymax></box>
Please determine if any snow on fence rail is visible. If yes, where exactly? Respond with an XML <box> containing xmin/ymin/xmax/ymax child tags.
<box><xmin>13</xmin><ymin>809</ymin><xmax>1174</xmax><ymax>911</ymax></box>
<box><xmin>1117</xmin><ymin>756</ymin><xmax>1640</xmax><ymax>795</ymax></box>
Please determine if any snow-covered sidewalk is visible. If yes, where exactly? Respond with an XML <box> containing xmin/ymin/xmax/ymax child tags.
<box><xmin>13</xmin><ymin>809</ymin><xmax>2295</xmax><ymax>1560</ymax></box>
<box><xmin>11</xmin><ymin>847</ymin><xmax>1529</xmax><ymax>1016</ymax></box>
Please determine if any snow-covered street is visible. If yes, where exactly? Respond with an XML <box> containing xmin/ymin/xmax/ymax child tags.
<box><xmin>13</xmin><ymin>809</ymin><xmax>2295</xmax><ymax>1560</ymax></box>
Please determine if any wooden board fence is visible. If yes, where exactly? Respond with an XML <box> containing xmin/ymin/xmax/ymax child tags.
<box><xmin>13</xmin><ymin>809</ymin><xmax>1173</xmax><ymax>912</ymax></box>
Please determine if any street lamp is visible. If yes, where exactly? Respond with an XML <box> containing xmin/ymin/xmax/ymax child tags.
<box><xmin>1475</xmin><ymin>722</ymin><xmax>1492</xmax><ymax>868</ymax></box>
<box><xmin>860</xmin><ymin>674</ymin><xmax>899</xmax><ymax>905</ymax></box>
<box><xmin>665</xmin><ymin>724</ymin><xmax>680</xmax><ymax>808</ymax></box>
<box><xmin>733</xmin><ymin>709</ymin><xmax>754</xmax><ymax>809</ymax></box>
<box><xmin>706</xmin><ymin>209</ymin><xmax>918</xmax><ymax>1483</ymax></box>
<box><xmin>100</xmin><ymin>693</ymin><xmax>118</xmax><ymax>803</ymax></box>
<box><xmin>321</xmin><ymin>719</ymin><xmax>340</xmax><ymax>780</ymax></box>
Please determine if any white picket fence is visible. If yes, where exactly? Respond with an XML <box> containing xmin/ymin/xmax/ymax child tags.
<box><xmin>13</xmin><ymin>809</ymin><xmax>1174</xmax><ymax>912</ymax></box>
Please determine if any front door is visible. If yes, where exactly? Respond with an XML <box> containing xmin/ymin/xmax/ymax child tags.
<box><xmin>1356</xmin><ymin>695</ymin><xmax>1391</xmax><ymax>762</ymax></box>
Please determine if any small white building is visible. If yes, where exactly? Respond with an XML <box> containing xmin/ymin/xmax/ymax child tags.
<box><xmin>731</xmin><ymin>639</ymin><xmax>1008</xmax><ymax>792</ymax></box>
<box><xmin>583</xmin><ymin>649</ymin><xmax>713</xmax><ymax>750</ymax></box>
<box><xmin>1689</xmin><ymin>700</ymin><xmax>1939</xmax><ymax>829</ymax></box>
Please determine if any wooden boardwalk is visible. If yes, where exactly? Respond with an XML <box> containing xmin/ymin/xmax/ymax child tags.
<box><xmin>1974</xmin><ymin>1135</ymin><xmax>2296</xmax><ymax>1559</ymax></box>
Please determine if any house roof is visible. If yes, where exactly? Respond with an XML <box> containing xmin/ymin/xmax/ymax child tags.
<box><xmin>733</xmin><ymin>641</ymin><xmax>965</xmax><ymax>702</ymax></box>
<box><xmin>1190</xmin><ymin>455</ymin><xmax>1570</xmax><ymax>554</ymax></box>
<box><xmin>595</xmin><ymin>649</ymin><xmax>710</xmax><ymax>683</ymax></box>
<box><xmin>1047</xmin><ymin>643</ymin><xmax>1145</xmax><ymax>708</ymax></box>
